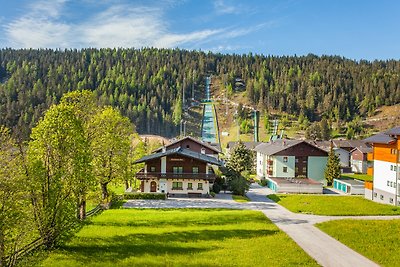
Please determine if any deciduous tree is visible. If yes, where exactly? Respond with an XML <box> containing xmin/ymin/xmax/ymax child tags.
<box><xmin>27</xmin><ymin>104</ymin><xmax>90</xmax><ymax>247</ymax></box>
<box><xmin>89</xmin><ymin>107</ymin><xmax>133</xmax><ymax>200</ymax></box>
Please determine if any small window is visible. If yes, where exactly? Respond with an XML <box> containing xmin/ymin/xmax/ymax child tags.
<box><xmin>172</xmin><ymin>182</ymin><xmax>183</xmax><ymax>190</ymax></box>
<box><xmin>201</xmin><ymin>148</ymin><xmax>206</xmax><ymax>154</ymax></box>
<box><xmin>283</xmin><ymin>167</ymin><xmax>288</xmax><ymax>173</ymax></box>
<box><xmin>390</xmin><ymin>181</ymin><xmax>393</xmax><ymax>187</ymax></box>
<box><xmin>150</xmin><ymin>166</ymin><xmax>156</xmax><ymax>172</ymax></box>
<box><xmin>187</xmin><ymin>182</ymin><xmax>193</xmax><ymax>190</ymax></box>
<box><xmin>173</xmin><ymin>167</ymin><xmax>183</xmax><ymax>174</ymax></box>
<box><xmin>192</xmin><ymin>167</ymin><xmax>199</xmax><ymax>174</ymax></box>
<box><xmin>387</xmin><ymin>181</ymin><xmax>390</xmax><ymax>186</ymax></box>
<box><xmin>390</xmin><ymin>165</ymin><xmax>393</xmax><ymax>171</ymax></box>
<box><xmin>198</xmin><ymin>183</ymin><xmax>203</xmax><ymax>190</ymax></box>
<box><xmin>389</xmin><ymin>198</ymin><xmax>394</xmax><ymax>204</ymax></box>
<box><xmin>302</xmin><ymin>167</ymin><xmax>307</xmax><ymax>173</ymax></box>
<box><xmin>186</xmin><ymin>145</ymin><xmax>190</xmax><ymax>148</ymax></box>
<box><xmin>374</xmin><ymin>192</ymin><xmax>377</xmax><ymax>198</ymax></box>
<box><xmin>283</xmin><ymin>156</ymin><xmax>288</xmax><ymax>163</ymax></box>
<box><xmin>380</xmin><ymin>195</ymin><xmax>384</xmax><ymax>200</ymax></box>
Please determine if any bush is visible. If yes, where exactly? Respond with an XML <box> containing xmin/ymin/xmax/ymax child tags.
<box><xmin>212</xmin><ymin>183</ymin><xmax>221</xmax><ymax>193</ymax></box>
<box><xmin>210</xmin><ymin>192</ymin><xmax>216</xmax><ymax>198</ymax></box>
<box><xmin>258</xmin><ymin>179</ymin><xmax>267</xmax><ymax>187</ymax></box>
<box><xmin>124</xmin><ymin>193</ymin><xmax>166</xmax><ymax>200</ymax></box>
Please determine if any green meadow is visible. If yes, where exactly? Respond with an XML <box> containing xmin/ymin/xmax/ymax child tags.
<box><xmin>33</xmin><ymin>209</ymin><xmax>318</xmax><ymax>267</ymax></box>
<box><xmin>317</xmin><ymin>219</ymin><xmax>400</xmax><ymax>266</ymax></box>
<box><xmin>268</xmin><ymin>194</ymin><xmax>400</xmax><ymax>215</ymax></box>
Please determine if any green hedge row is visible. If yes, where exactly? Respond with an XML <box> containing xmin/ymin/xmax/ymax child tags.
<box><xmin>124</xmin><ymin>192</ymin><xmax>166</xmax><ymax>200</ymax></box>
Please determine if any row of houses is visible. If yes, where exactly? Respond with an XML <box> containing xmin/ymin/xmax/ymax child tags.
<box><xmin>227</xmin><ymin>140</ymin><xmax>372</xmax><ymax>175</ymax></box>
<box><xmin>132</xmin><ymin>126</ymin><xmax>399</xmax><ymax>207</ymax></box>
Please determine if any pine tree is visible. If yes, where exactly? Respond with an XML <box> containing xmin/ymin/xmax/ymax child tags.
<box><xmin>324</xmin><ymin>144</ymin><xmax>340</xmax><ymax>186</ymax></box>
<box><xmin>225</xmin><ymin>141</ymin><xmax>253</xmax><ymax>196</ymax></box>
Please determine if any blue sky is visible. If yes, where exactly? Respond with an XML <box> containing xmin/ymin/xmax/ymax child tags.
<box><xmin>0</xmin><ymin>0</ymin><xmax>399</xmax><ymax>60</ymax></box>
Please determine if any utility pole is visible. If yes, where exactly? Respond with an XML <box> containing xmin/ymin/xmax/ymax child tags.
<box><xmin>192</xmin><ymin>70</ymin><xmax>195</xmax><ymax>100</ymax></box>
<box><xmin>182</xmin><ymin>77</ymin><xmax>186</xmax><ymax>109</ymax></box>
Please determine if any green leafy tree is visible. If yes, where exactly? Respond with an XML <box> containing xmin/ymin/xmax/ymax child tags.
<box><xmin>0</xmin><ymin>126</ymin><xmax>30</xmax><ymax>266</ymax></box>
<box><xmin>324</xmin><ymin>145</ymin><xmax>340</xmax><ymax>186</ymax></box>
<box><xmin>89</xmin><ymin>107</ymin><xmax>133</xmax><ymax>200</ymax></box>
<box><xmin>60</xmin><ymin>90</ymin><xmax>97</xmax><ymax>220</ymax></box>
<box><xmin>27</xmin><ymin>103</ymin><xmax>90</xmax><ymax>248</ymax></box>
<box><xmin>123</xmin><ymin>134</ymin><xmax>145</xmax><ymax>191</ymax></box>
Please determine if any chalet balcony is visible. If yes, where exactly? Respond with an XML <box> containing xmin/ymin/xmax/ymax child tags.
<box><xmin>136</xmin><ymin>170</ymin><xmax>216</xmax><ymax>181</ymax></box>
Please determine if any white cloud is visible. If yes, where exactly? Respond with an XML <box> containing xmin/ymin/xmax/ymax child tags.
<box><xmin>213</xmin><ymin>0</ymin><xmax>239</xmax><ymax>15</ymax></box>
<box><xmin>2</xmin><ymin>0</ymin><xmax>264</xmax><ymax>49</ymax></box>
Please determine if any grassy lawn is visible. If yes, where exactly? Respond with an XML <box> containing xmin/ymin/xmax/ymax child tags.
<box><xmin>341</xmin><ymin>173</ymin><xmax>373</xmax><ymax>182</ymax></box>
<box><xmin>37</xmin><ymin>209</ymin><xmax>317</xmax><ymax>267</ymax></box>
<box><xmin>232</xmin><ymin>195</ymin><xmax>250</xmax><ymax>202</ymax></box>
<box><xmin>268</xmin><ymin>194</ymin><xmax>400</xmax><ymax>216</ymax></box>
<box><xmin>316</xmin><ymin>219</ymin><xmax>400</xmax><ymax>266</ymax></box>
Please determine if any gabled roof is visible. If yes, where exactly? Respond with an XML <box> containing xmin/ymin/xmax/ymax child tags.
<box><xmin>135</xmin><ymin>147</ymin><xmax>222</xmax><ymax>166</ymax></box>
<box><xmin>350</xmin><ymin>146</ymin><xmax>373</xmax><ymax>154</ymax></box>
<box><xmin>254</xmin><ymin>139</ymin><xmax>326</xmax><ymax>156</ymax></box>
<box><xmin>385</xmin><ymin>126</ymin><xmax>400</xmax><ymax>136</ymax></box>
<box><xmin>227</xmin><ymin>141</ymin><xmax>263</xmax><ymax>151</ymax></box>
<box><xmin>313</xmin><ymin>140</ymin><xmax>367</xmax><ymax>150</ymax></box>
<box><xmin>153</xmin><ymin>136</ymin><xmax>221</xmax><ymax>153</ymax></box>
<box><xmin>364</xmin><ymin>133</ymin><xmax>396</xmax><ymax>144</ymax></box>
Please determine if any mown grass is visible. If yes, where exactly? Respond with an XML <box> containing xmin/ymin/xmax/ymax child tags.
<box><xmin>268</xmin><ymin>194</ymin><xmax>400</xmax><ymax>215</ymax></box>
<box><xmin>232</xmin><ymin>195</ymin><xmax>250</xmax><ymax>202</ymax></box>
<box><xmin>316</xmin><ymin>219</ymin><xmax>400</xmax><ymax>266</ymax></box>
<box><xmin>341</xmin><ymin>173</ymin><xmax>373</xmax><ymax>182</ymax></box>
<box><xmin>37</xmin><ymin>209</ymin><xmax>318</xmax><ymax>267</ymax></box>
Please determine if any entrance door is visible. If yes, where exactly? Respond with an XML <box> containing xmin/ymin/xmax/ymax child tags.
<box><xmin>150</xmin><ymin>181</ymin><xmax>157</xmax><ymax>192</ymax></box>
<box><xmin>295</xmin><ymin>156</ymin><xmax>308</xmax><ymax>177</ymax></box>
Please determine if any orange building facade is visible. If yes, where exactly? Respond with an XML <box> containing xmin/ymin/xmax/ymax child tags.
<box><xmin>364</xmin><ymin>127</ymin><xmax>400</xmax><ymax>206</ymax></box>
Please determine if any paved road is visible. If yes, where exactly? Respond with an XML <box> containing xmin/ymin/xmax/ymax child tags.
<box><xmin>123</xmin><ymin>185</ymin><xmax>400</xmax><ymax>267</ymax></box>
<box><xmin>247</xmin><ymin>184</ymin><xmax>381</xmax><ymax>267</ymax></box>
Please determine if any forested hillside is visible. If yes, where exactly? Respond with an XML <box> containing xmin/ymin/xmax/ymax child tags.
<box><xmin>1</xmin><ymin>48</ymin><xmax>399</xmax><ymax>139</ymax></box>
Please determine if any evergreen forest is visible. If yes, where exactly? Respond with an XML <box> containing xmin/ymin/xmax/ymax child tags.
<box><xmin>1</xmin><ymin>48</ymin><xmax>400</xmax><ymax>139</ymax></box>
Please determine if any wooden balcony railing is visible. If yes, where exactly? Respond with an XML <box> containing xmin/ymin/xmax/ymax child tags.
<box><xmin>136</xmin><ymin>171</ymin><xmax>216</xmax><ymax>180</ymax></box>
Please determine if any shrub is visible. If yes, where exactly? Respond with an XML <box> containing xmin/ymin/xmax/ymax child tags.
<box><xmin>258</xmin><ymin>179</ymin><xmax>267</xmax><ymax>187</ymax></box>
<box><xmin>210</xmin><ymin>192</ymin><xmax>216</xmax><ymax>198</ymax></box>
<box><xmin>124</xmin><ymin>193</ymin><xmax>166</xmax><ymax>200</ymax></box>
<box><xmin>212</xmin><ymin>183</ymin><xmax>221</xmax><ymax>193</ymax></box>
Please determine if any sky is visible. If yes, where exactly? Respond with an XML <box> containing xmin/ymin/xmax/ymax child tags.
<box><xmin>0</xmin><ymin>0</ymin><xmax>399</xmax><ymax>61</ymax></box>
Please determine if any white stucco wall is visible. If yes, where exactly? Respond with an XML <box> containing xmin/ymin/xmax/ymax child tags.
<box><xmin>257</xmin><ymin>152</ymin><xmax>265</xmax><ymax>178</ymax></box>
<box><xmin>373</xmin><ymin>160</ymin><xmax>397</xmax><ymax>195</ymax></box>
<box><xmin>141</xmin><ymin>179</ymin><xmax>210</xmax><ymax>195</ymax></box>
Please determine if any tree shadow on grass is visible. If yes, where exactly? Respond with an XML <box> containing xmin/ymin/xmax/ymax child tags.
<box><xmin>57</xmin><ymin>228</ymin><xmax>278</xmax><ymax>265</ymax></box>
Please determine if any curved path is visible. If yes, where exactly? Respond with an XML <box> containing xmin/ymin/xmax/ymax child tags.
<box><xmin>124</xmin><ymin>185</ymin><xmax>400</xmax><ymax>267</ymax></box>
<box><xmin>247</xmin><ymin>184</ymin><xmax>381</xmax><ymax>267</ymax></box>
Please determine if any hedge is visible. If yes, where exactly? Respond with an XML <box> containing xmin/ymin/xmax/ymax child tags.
<box><xmin>124</xmin><ymin>192</ymin><xmax>166</xmax><ymax>200</ymax></box>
